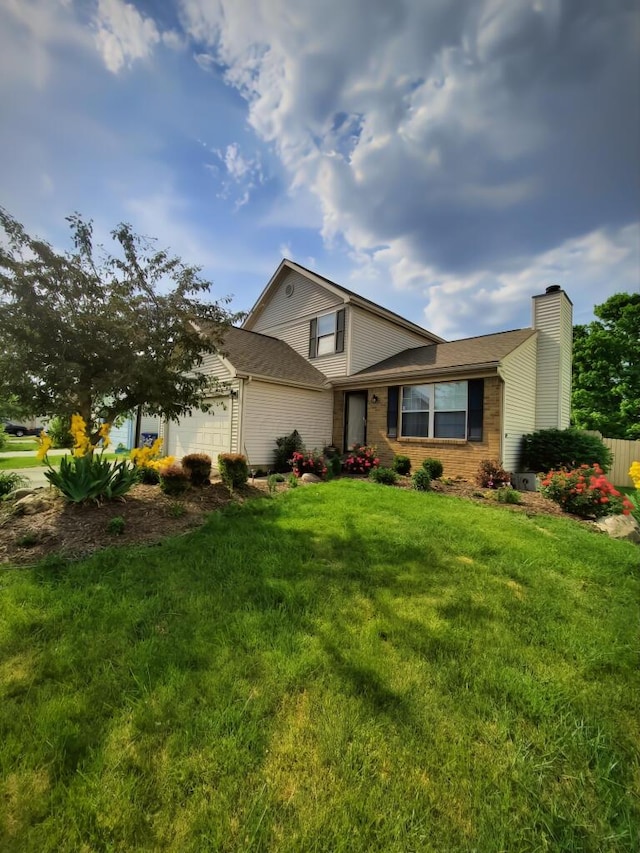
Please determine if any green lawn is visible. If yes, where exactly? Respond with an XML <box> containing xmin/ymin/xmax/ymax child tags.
<box><xmin>0</xmin><ymin>452</ymin><xmax>120</xmax><ymax>470</ymax></box>
<box><xmin>1</xmin><ymin>480</ymin><xmax>638</xmax><ymax>851</ymax></box>
<box><xmin>3</xmin><ymin>439</ymin><xmax>39</xmax><ymax>453</ymax></box>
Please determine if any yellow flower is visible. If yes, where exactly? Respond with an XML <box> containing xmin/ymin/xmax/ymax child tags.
<box><xmin>630</xmin><ymin>461</ymin><xmax>640</xmax><ymax>489</ymax></box>
<box><xmin>98</xmin><ymin>422</ymin><xmax>112</xmax><ymax>451</ymax></box>
<box><xmin>36</xmin><ymin>433</ymin><xmax>53</xmax><ymax>462</ymax></box>
<box><xmin>70</xmin><ymin>413</ymin><xmax>92</xmax><ymax>457</ymax></box>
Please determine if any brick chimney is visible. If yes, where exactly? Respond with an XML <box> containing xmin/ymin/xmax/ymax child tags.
<box><xmin>532</xmin><ymin>285</ymin><xmax>573</xmax><ymax>430</ymax></box>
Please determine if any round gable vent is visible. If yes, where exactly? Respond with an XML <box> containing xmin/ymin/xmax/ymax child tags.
<box><xmin>285</xmin><ymin>282</ymin><xmax>294</xmax><ymax>297</ymax></box>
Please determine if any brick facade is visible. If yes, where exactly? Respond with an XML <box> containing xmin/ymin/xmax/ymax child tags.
<box><xmin>332</xmin><ymin>375</ymin><xmax>503</xmax><ymax>481</ymax></box>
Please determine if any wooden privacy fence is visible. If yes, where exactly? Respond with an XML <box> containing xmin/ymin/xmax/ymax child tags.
<box><xmin>586</xmin><ymin>432</ymin><xmax>640</xmax><ymax>487</ymax></box>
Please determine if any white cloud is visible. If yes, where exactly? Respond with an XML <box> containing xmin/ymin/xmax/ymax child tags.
<box><xmin>178</xmin><ymin>0</ymin><xmax>639</xmax><ymax>329</ymax></box>
<box><xmin>205</xmin><ymin>142</ymin><xmax>264</xmax><ymax>210</ymax></box>
<box><xmin>93</xmin><ymin>0</ymin><xmax>179</xmax><ymax>73</ymax></box>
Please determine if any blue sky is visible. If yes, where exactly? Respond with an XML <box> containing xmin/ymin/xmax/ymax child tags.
<box><xmin>1</xmin><ymin>0</ymin><xmax>638</xmax><ymax>339</ymax></box>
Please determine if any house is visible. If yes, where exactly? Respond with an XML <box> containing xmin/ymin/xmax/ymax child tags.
<box><xmin>164</xmin><ymin>260</ymin><xmax>573</xmax><ymax>479</ymax></box>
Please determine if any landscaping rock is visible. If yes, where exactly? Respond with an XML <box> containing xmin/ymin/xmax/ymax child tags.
<box><xmin>300</xmin><ymin>473</ymin><xmax>322</xmax><ymax>484</ymax></box>
<box><xmin>13</xmin><ymin>494</ymin><xmax>51</xmax><ymax>516</ymax></box>
<box><xmin>594</xmin><ymin>515</ymin><xmax>640</xmax><ymax>544</ymax></box>
<box><xmin>8</xmin><ymin>488</ymin><xmax>37</xmax><ymax>501</ymax></box>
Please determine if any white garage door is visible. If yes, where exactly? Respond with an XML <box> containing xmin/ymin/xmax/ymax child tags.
<box><xmin>167</xmin><ymin>398</ymin><xmax>233</xmax><ymax>463</ymax></box>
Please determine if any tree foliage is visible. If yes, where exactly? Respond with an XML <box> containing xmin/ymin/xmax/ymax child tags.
<box><xmin>0</xmin><ymin>208</ymin><xmax>241</xmax><ymax>441</ymax></box>
<box><xmin>571</xmin><ymin>292</ymin><xmax>640</xmax><ymax>440</ymax></box>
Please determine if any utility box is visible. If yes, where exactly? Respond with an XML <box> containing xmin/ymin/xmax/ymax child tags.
<box><xmin>512</xmin><ymin>472</ymin><xmax>540</xmax><ymax>492</ymax></box>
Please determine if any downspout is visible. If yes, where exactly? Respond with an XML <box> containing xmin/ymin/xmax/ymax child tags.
<box><xmin>497</xmin><ymin>366</ymin><xmax>506</xmax><ymax>467</ymax></box>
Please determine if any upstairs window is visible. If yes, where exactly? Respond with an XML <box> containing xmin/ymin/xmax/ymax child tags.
<box><xmin>309</xmin><ymin>309</ymin><xmax>345</xmax><ymax>358</ymax></box>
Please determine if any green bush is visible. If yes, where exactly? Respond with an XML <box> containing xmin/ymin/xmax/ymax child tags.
<box><xmin>182</xmin><ymin>453</ymin><xmax>212</xmax><ymax>486</ymax></box>
<box><xmin>106</xmin><ymin>516</ymin><xmax>125</xmax><ymax>535</ymax></box>
<box><xmin>476</xmin><ymin>460</ymin><xmax>511</xmax><ymax>489</ymax></box>
<box><xmin>46</xmin><ymin>415</ymin><xmax>74</xmax><ymax>449</ymax></box>
<box><xmin>136</xmin><ymin>465</ymin><xmax>160</xmax><ymax>485</ymax></box>
<box><xmin>422</xmin><ymin>457</ymin><xmax>443</xmax><ymax>480</ymax></box>
<box><xmin>520</xmin><ymin>428</ymin><xmax>613</xmax><ymax>473</ymax></box>
<box><xmin>392</xmin><ymin>455</ymin><xmax>411</xmax><ymax>475</ymax></box>
<box><xmin>46</xmin><ymin>454</ymin><xmax>138</xmax><ymax>503</ymax></box>
<box><xmin>0</xmin><ymin>471</ymin><xmax>28</xmax><ymax>498</ymax></box>
<box><xmin>218</xmin><ymin>453</ymin><xmax>249</xmax><ymax>490</ymax></box>
<box><xmin>0</xmin><ymin>424</ymin><xmax>8</xmax><ymax>452</ymax></box>
<box><xmin>159</xmin><ymin>463</ymin><xmax>190</xmax><ymax>496</ymax></box>
<box><xmin>273</xmin><ymin>429</ymin><xmax>303</xmax><ymax>473</ymax></box>
<box><xmin>412</xmin><ymin>468</ymin><xmax>431</xmax><ymax>491</ymax></box>
<box><xmin>496</xmin><ymin>487</ymin><xmax>521</xmax><ymax>504</ymax></box>
<box><xmin>323</xmin><ymin>445</ymin><xmax>343</xmax><ymax>479</ymax></box>
<box><xmin>369</xmin><ymin>467</ymin><xmax>398</xmax><ymax>485</ymax></box>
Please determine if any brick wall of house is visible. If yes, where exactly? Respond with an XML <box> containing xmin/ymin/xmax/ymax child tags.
<box><xmin>332</xmin><ymin>375</ymin><xmax>503</xmax><ymax>481</ymax></box>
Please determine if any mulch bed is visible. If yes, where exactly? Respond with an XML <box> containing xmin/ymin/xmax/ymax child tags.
<box><xmin>0</xmin><ymin>476</ymin><xmax>580</xmax><ymax>568</ymax></box>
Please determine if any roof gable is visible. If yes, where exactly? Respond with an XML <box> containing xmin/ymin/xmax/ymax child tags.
<box><xmin>243</xmin><ymin>259</ymin><xmax>443</xmax><ymax>344</ymax></box>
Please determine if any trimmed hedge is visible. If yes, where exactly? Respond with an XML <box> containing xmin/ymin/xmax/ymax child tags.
<box><xmin>218</xmin><ymin>453</ymin><xmax>249</xmax><ymax>489</ymax></box>
<box><xmin>520</xmin><ymin>428</ymin><xmax>613</xmax><ymax>473</ymax></box>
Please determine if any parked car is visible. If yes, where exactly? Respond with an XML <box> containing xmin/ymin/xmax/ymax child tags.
<box><xmin>1</xmin><ymin>421</ymin><xmax>42</xmax><ymax>437</ymax></box>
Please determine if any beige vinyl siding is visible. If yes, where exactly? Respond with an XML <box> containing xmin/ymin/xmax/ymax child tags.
<box><xmin>349</xmin><ymin>306</ymin><xmax>436</xmax><ymax>373</ymax></box>
<box><xmin>533</xmin><ymin>291</ymin><xmax>573</xmax><ymax>430</ymax></box>
<box><xmin>500</xmin><ymin>334</ymin><xmax>538</xmax><ymax>472</ymax></box>
<box><xmin>241</xmin><ymin>380</ymin><xmax>333</xmax><ymax>467</ymax></box>
<box><xmin>250</xmin><ymin>270</ymin><xmax>342</xmax><ymax>332</ymax></box>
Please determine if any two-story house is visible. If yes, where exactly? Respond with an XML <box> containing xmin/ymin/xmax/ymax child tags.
<box><xmin>163</xmin><ymin>259</ymin><xmax>573</xmax><ymax>479</ymax></box>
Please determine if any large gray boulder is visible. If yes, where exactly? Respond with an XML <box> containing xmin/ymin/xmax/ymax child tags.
<box><xmin>594</xmin><ymin>514</ymin><xmax>640</xmax><ymax>545</ymax></box>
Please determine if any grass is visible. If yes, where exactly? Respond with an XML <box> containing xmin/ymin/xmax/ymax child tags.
<box><xmin>0</xmin><ymin>480</ymin><xmax>638</xmax><ymax>851</ymax></box>
<box><xmin>0</xmin><ymin>452</ymin><xmax>120</xmax><ymax>470</ymax></box>
<box><xmin>3</xmin><ymin>439</ymin><xmax>39</xmax><ymax>453</ymax></box>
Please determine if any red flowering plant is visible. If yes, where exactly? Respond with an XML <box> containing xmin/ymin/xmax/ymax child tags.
<box><xmin>342</xmin><ymin>444</ymin><xmax>380</xmax><ymax>476</ymax></box>
<box><xmin>290</xmin><ymin>450</ymin><xmax>328</xmax><ymax>479</ymax></box>
<box><xmin>540</xmin><ymin>463</ymin><xmax>634</xmax><ymax>519</ymax></box>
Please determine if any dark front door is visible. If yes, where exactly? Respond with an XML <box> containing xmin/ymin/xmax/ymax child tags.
<box><xmin>344</xmin><ymin>391</ymin><xmax>367</xmax><ymax>448</ymax></box>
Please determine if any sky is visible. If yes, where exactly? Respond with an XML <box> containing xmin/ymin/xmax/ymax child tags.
<box><xmin>0</xmin><ymin>0</ymin><xmax>638</xmax><ymax>340</ymax></box>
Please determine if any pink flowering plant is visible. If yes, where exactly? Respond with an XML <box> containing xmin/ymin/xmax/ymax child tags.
<box><xmin>342</xmin><ymin>444</ymin><xmax>380</xmax><ymax>476</ymax></box>
<box><xmin>540</xmin><ymin>463</ymin><xmax>634</xmax><ymax>519</ymax></box>
<box><xmin>290</xmin><ymin>450</ymin><xmax>328</xmax><ymax>479</ymax></box>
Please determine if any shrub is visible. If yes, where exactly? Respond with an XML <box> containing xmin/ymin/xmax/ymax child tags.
<box><xmin>0</xmin><ymin>471</ymin><xmax>28</xmax><ymax>498</ymax></box>
<box><xmin>520</xmin><ymin>428</ymin><xmax>613</xmax><ymax>473</ymax></box>
<box><xmin>291</xmin><ymin>450</ymin><xmax>328</xmax><ymax>479</ymax></box>
<box><xmin>540</xmin><ymin>464</ymin><xmax>634</xmax><ymax>519</ymax></box>
<box><xmin>273</xmin><ymin>429</ymin><xmax>303</xmax><ymax>473</ymax></box>
<box><xmin>159</xmin><ymin>463</ymin><xmax>190</xmax><ymax>496</ymax></box>
<box><xmin>107</xmin><ymin>516</ymin><xmax>125</xmax><ymax>535</ymax></box>
<box><xmin>496</xmin><ymin>487</ymin><xmax>521</xmax><ymax>505</ymax></box>
<box><xmin>267</xmin><ymin>474</ymin><xmax>281</xmax><ymax>495</ymax></box>
<box><xmin>476</xmin><ymin>460</ymin><xmax>511</xmax><ymax>489</ymax></box>
<box><xmin>369</xmin><ymin>467</ymin><xmax>398</xmax><ymax>485</ymax></box>
<box><xmin>182</xmin><ymin>453</ymin><xmax>212</xmax><ymax>486</ymax></box>
<box><xmin>342</xmin><ymin>444</ymin><xmax>380</xmax><ymax>475</ymax></box>
<box><xmin>218</xmin><ymin>453</ymin><xmax>249</xmax><ymax>490</ymax></box>
<box><xmin>288</xmin><ymin>473</ymin><xmax>299</xmax><ymax>488</ymax></box>
<box><xmin>47</xmin><ymin>415</ymin><xmax>73</xmax><ymax>448</ymax></box>
<box><xmin>0</xmin><ymin>424</ymin><xmax>8</xmax><ymax>452</ymax></box>
<box><xmin>422</xmin><ymin>457</ymin><xmax>444</xmax><ymax>480</ymax></box>
<box><xmin>412</xmin><ymin>468</ymin><xmax>431</xmax><ymax>491</ymax></box>
<box><xmin>136</xmin><ymin>466</ymin><xmax>160</xmax><ymax>485</ymax></box>
<box><xmin>392</xmin><ymin>455</ymin><xmax>411</xmax><ymax>475</ymax></box>
<box><xmin>323</xmin><ymin>445</ymin><xmax>343</xmax><ymax>479</ymax></box>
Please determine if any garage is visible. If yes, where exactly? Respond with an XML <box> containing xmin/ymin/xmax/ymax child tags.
<box><xmin>165</xmin><ymin>397</ymin><xmax>233</xmax><ymax>463</ymax></box>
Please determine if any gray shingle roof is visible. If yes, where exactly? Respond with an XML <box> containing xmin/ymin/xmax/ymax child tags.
<box><xmin>348</xmin><ymin>328</ymin><xmax>536</xmax><ymax>382</ymax></box>
<box><xmin>212</xmin><ymin>325</ymin><xmax>328</xmax><ymax>388</ymax></box>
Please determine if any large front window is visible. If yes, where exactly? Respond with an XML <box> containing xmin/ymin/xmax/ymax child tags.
<box><xmin>401</xmin><ymin>381</ymin><xmax>468</xmax><ymax>439</ymax></box>
<box><xmin>309</xmin><ymin>309</ymin><xmax>345</xmax><ymax>358</ymax></box>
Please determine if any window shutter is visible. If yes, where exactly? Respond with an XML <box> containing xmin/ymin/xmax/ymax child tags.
<box><xmin>308</xmin><ymin>318</ymin><xmax>317</xmax><ymax>358</ymax></box>
<box><xmin>467</xmin><ymin>379</ymin><xmax>484</xmax><ymax>441</ymax></box>
<box><xmin>335</xmin><ymin>308</ymin><xmax>345</xmax><ymax>353</ymax></box>
<box><xmin>387</xmin><ymin>386</ymin><xmax>399</xmax><ymax>438</ymax></box>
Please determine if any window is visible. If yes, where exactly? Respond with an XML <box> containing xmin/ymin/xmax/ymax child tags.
<box><xmin>309</xmin><ymin>309</ymin><xmax>345</xmax><ymax>357</ymax></box>
<box><xmin>390</xmin><ymin>379</ymin><xmax>484</xmax><ymax>441</ymax></box>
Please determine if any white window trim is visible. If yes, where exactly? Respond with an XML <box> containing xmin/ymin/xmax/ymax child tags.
<box><xmin>400</xmin><ymin>381</ymin><xmax>468</xmax><ymax>439</ymax></box>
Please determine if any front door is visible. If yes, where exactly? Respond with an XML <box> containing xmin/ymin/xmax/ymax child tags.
<box><xmin>344</xmin><ymin>391</ymin><xmax>367</xmax><ymax>448</ymax></box>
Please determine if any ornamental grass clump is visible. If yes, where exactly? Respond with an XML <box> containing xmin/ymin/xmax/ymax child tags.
<box><xmin>369</xmin><ymin>466</ymin><xmax>398</xmax><ymax>485</ymax></box>
<box><xmin>540</xmin><ymin>464</ymin><xmax>634</xmax><ymax>519</ymax></box>
<box><xmin>290</xmin><ymin>450</ymin><xmax>328</xmax><ymax>479</ymax></box>
<box><xmin>158</xmin><ymin>463</ymin><xmax>190</xmax><ymax>496</ymax></box>
<box><xmin>38</xmin><ymin>414</ymin><xmax>138</xmax><ymax>504</ymax></box>
<box><xmin>342</xmin><ymin>444</ymin><xmax>380</xmax><ymax>475</ymax></box>
<box><xmin>182</xmin><ymin>453</ymin><xmax>212</xmax><ymax>486</ymax></box>
<box><xmin>218</xmin><ymin>453</ymin><xmax>249</xmax><ymax>490</ymax></box>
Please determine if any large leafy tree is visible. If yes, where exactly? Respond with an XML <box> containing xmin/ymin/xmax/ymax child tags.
<box><xmin>571</xmin><ymin>292</ymin><xmax>640</xmax><ymax>439</ymax></box>
<box><xmin>0</xmin><ymin>208</ymin><xmax>241</xmax><ymax>440</ymax></box>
